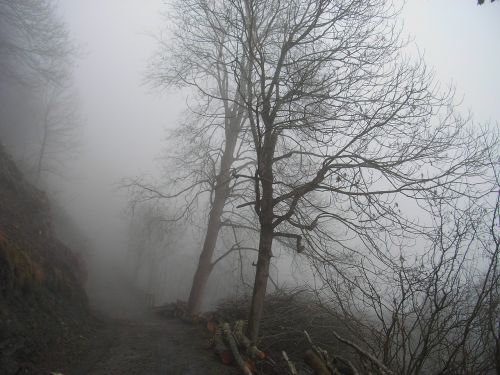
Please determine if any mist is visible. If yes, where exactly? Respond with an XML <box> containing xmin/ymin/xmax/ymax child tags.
<box><xmin>9</xmin><ymin>0</ymin><xmax>494</xmax><ymax>308</ymax></box>
<box><xmin>47</xmin><ymin>0</ymin><xmax>499</xmax><ymax>309</ymax></box>
<box><xmin>1</xmin><ymin>1</ymin><xmax>499</xmax><ymax>373</ymax></box>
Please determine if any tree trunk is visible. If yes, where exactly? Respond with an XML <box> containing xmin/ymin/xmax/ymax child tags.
<box><xmin>35</xmin><ymin>103</ymin><xmax>51</xmax><ymax>182</ymax></box>
<box><xmin>186</xmin><ymin>124</ymin><xmax>239</xmax><ymax>314</ymax></box>
<box><xmin>187</xmin><ymin>237</ymin><xmax>216</xmax><ymax>313</ymax></box>
<box><xmin>495</xmin><ymin>331</ymin><xmax>500</xmax><ymax>375</ymax></box>
<box><xmin>246</xmin><ymin>135</ymin><xmax>275</xmax><ymax>342</ymax></box>
<box><xmin>246</xmin><ymin>222</ymin><xmax>273</xmax><ymax>342</ymax></box>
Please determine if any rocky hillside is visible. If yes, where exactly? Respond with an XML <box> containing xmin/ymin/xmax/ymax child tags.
<box><xmin>0</xmin><ymin>145</ymin><xmax>89</xmax><ymax>374</ymax></box>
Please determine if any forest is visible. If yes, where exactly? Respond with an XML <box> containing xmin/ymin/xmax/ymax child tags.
<box><xmin>0</xmin><ymin>0</ymin><xmax>499</xmax><ymax>374</ymax></box>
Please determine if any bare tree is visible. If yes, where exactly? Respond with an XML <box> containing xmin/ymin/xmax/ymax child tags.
<box><xmin>143</xmin><ymin>0</ymin><xmax>497</xmax><ymax>344</ymax></box>
<box><xmin>311</xmin><ymin>179</ymin><xmax>499</xmax><ymax>374</ymax></box>
<box><xmin>207</xmin><ymin>0</ymin><xmax>497</xmax><ymax>341</ymax></box>
<box><xmin>32</xmin><ymin>83</ymin><xmax>80</xmax><ymax>182</ymax></box>
<box><xmin>0</xmin><ymin>0</ymin><xmax>73</xmax><ymax>87</ymax></box>
<box><xmin>124</xmin><ymin>111</ymin><xmax>257</xmax><ymax>311</ymax></box>
<box><xmin>0</xmin><ymin>0</ymin><xmax>79</xmax><ymax>183</ymax></box>
<box><xmin>136</xmin><ymin>0</ymin><xmax>260</xmax><ymax>313</ymax></box>
<box><xmin>126</xmin><ymin>202</ymin><xmax>183</xmax><ymax>303</ymax></box>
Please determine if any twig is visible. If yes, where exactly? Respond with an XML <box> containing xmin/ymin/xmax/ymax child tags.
<box><xmin>282</xmin><ymin>351</ymin><xmax>298</xmax><ymax>375</ymax></box>
<box><xmin>330</xmin><ymin>329</ymin><xmax>394</xmax><ymax>375</ymax></box>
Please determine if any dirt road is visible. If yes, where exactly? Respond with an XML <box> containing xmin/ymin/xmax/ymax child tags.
<box><xmin>61</xmin><ymin>314</ymin><xmax>236</xmax><ymax>375</ymax></box>
<box><xmin>31</xmin><ymin>313</ymin><xmax>238</xmax><ymax>375</ymax></box>
<box><xmin>29</xmin><ymin>262</ymin><xmax>238</xmax><ymax>375</ymax></box>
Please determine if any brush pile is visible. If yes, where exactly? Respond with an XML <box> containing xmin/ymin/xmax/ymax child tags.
<box><xmin>216</xmin><ymin>290</ymin><xmax>363</xmax><ymax>374</ymax></box>
<box><xmin>155</xmin><ymin>290</ymin><xmax>394</xmax><ymax>375</ymax></box>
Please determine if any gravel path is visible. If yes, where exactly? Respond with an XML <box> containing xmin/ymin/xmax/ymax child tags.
<box><xmin>32</xmin><ymin>261</ymin><xmax>238</xmax><ymax>375</ymax></box>
<box><xmin>63</xmin><ymin>314</ymin><xmax>238</xmax><ymax>375</ymax></box>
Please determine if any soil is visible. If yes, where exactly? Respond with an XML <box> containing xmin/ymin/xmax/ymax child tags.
<box><xmin>23</xmin><ymin>259</ymin><xmax>239</xmax><ymax>375</ymax></box>
<box><xmin>30</xmin><ymin>313</ymin><xmax>237</xmax><ymax>375</ymax></box>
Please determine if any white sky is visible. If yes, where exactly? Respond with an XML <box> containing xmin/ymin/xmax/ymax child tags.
<box><xmin>56</xmin><ymin>0</ymin><xmax>500</xmax><ymax>253</ymax></box>
<box><xmin>402</xmin><ymin>0</ymin><xmax>499</xmax><ymax>124</ymax></box>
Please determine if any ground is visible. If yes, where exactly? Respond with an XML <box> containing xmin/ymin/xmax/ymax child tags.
<box><xmin>26</xmin><ymin>259</ymin><xmax>239</xmax><ymax>375</ymax></box>
<box><xmin>0</xmin><ymin>146</ymin><xmax>237</xmax><ymax>375</ymax></box>
<box><xmin>33</xmin><ymin>314</ymin><xmax>237</xmax><ymax>375</ymax></box>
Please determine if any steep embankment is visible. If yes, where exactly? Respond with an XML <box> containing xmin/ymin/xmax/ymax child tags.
<box><xmin>0</xmin><ymin>146</ymin><xmax>89</xmax><ymax>374</ymax></box>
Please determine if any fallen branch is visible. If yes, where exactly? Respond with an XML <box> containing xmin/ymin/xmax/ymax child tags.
<box><xmin>282</xmin><ymin>351</ymin><xmax>298</xmax><ymax>375</ymax></box>
<box><xmin>214</xmin><ymin>326</ymin><xmax>232</xmax><ymax>365</ymax></box>
<box><xmin>330</xmin><ymin>329</ymin><xmax>394</xmax><ymax>375</ymax></box>
<box><xmin>332</xmin><ymin>356</ymin><xmax>359</xmax><ymax>375</ymax></box>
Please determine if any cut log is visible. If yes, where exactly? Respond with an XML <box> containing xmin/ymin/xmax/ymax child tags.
<box><xmin>222</xmin><ymin>322</ymin><xmax>253</xmax><ymax>375</ymax></box>
<box><xmin>214</xmin><ymin>327</ymin><xmax>232</xmax><ymax>365</ymax></box>
<box><xmin>233</xmin><ymin>320</ymin><xmax>266</xmax><ymax>359</ymax></box>
<box><xmin>304</xmin><ymin>349</ymin><xmax>331</xmax><ymax>375</ymax></box>
<box><xmin>207</xmin><ymin>319</ymin><xmax>217</xmax><ymax>334</ymax></box>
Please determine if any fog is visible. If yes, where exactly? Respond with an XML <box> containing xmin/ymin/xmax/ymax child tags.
<box><xmin>1</xmin><ymin>0</ymin><xmax>499</xmax><ymax>314</ymax></box>
<box><xmin>58</xmin><ymin>1</ymin><xmax>500</xmax><ymax>308</ymax></box>
<box><xmin>402</xmin><ymin>1</ymin><xmax>499</xmax><ymax>124</ymax></box>
<box><xmin>56</xmin><ymin>1</ymin><xmax>180</xmax><ymax>258</ymax></box>
<box><xmin>57</xmin><ymin>0</ymin><xmax>499</xmax><ymax>227</ymax></box>
<box><xmin>1</xmin><ymin>1</ymin><xmax>499</xmax><ymax>372</ymax></box>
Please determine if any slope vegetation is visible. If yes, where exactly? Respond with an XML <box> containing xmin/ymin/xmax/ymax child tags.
<box><xmin>0</xmin><ymin>145</ymin><xmax>89</xmax><ymax>374</ymax></box>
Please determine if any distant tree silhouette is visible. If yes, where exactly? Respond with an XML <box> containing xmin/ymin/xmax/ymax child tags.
<box><xmin>0</xmin><ymin>0</ymin><xmax>80</xmax><ymax>183</ymax></box>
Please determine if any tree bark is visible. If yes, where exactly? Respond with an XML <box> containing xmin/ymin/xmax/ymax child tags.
<box><xmin>246</xmin><ymin>134</ymin><xmax>275</xmax><ymax>342</ymax></box>
<box><xmin>186</xmin><ymin>123</ymin><xmax>239</xmax><ymax>314</ymax></box>
<box><xmin>495</xmin><ymin>330</ymin><xmax>500</xmax><ymax>375</ymax></box>
<box><xmin>246</xmin><ymin>224</ymin><xmax>273</xmax><ymax>342</ymax></box>
<box><xmin>187</xmin><ymin>245</ymin><xmax>215</xmax><ymax>313</ymax></box>
<box><xmin>35</xmin><ymin>95</ymin><xmax>52</xmax><ymax>182</ymax></box>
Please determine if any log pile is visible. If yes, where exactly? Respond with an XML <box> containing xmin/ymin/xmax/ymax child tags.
<box><xmin>154</xmin><ymin>294</ymin><xmax>394</xmax><ymax>375</ymax></box>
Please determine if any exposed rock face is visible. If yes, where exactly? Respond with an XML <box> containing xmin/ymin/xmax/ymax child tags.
<box><xmin>0</xmin><ymin>145</ymin><xmax>89</xmax><ymax>374</ymax></box>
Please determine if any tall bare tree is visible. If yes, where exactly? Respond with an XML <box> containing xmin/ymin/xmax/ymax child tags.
<box><xmin>133</xmin><ymin>0</ymin><xmax>259</xmax><ymax>313</ymax></box>
<box><xmin>0</xmin><ymin>0</ymin><xmax>72</xmax><ymax>87</ymax></box>
<box><xmin>215</xmin><ymin>0</ymin><xmax>498</xmax><ymax>341</ymax></box>
<box><xmin>0</xmin><ymin>0</ymin><xmax>79</xmax><ymax>183</ymax></box>
<box><xmin>32</xmin><ymin>83</ymin><xmax>80</xmax><ymax>182</ymax></box>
